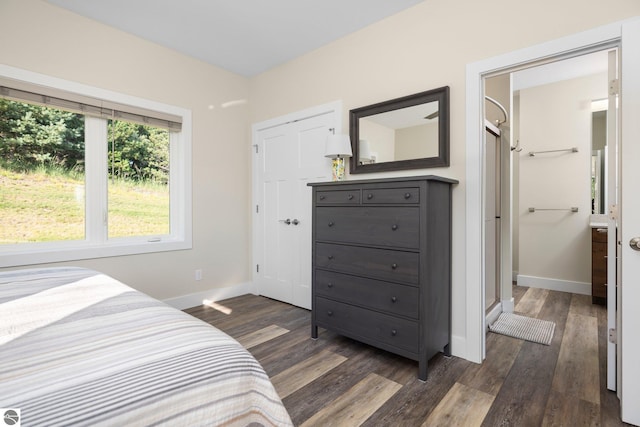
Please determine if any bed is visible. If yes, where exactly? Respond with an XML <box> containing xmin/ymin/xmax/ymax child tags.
<box><xmin>0</xmin><ymin>267</ymin><xmax>293</xmax><ymax>426</ymax></box>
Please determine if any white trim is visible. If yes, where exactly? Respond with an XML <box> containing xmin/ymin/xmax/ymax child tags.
<box><xmin>620</xmin><ymin>18</ymin><xmax>640</xmax><ymax>424</ymax></box>
<box><xmin>466</xmin><ymin>21</ymin><xmax>625</xmax><ymax>364</ymax></box>
<box><xmin>0</xmin><ymin>64</ymin><xmax>192</xmax><ymax>267</ymax></box>
<box><xmin>251</xmin><ymin>101</ymin><xmax>343</xmax><ymax>133</ymax></box>
<box><xmin>163</xmin><ymin>282</ymin><xmax>253</xmax><ymax>310</ymax></box>
<box><xmin>485</xmin><ymin>303</ymin><xmax>502</xmax><ymax>329</ymax></box>
<box><xmin>502</xmin><ymin>297</ymin><xmax>515</xmax><ymax>313</ymax></box>
<box><xmin>516</xmin><ymin>275</ymin><xmax>591</xmax><ymax>295</ymax></box>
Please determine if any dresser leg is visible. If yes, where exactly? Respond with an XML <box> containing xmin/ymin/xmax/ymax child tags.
<box><xmin>444</xmin><ymin>343</ymin><xmax>451</xmax><ymax>357</ymax></box>
<box><xmin>311</xmin><ymin>324</ymin><xmax>318</xmax><ymax>339</ymax></box>
<box><xmin>418</xmin><ymin>361</ymin><xmax>428</xmax><ymax>381</ymax></box>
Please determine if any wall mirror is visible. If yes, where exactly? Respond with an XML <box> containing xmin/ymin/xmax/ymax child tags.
<box><xmin>591</xmin><ymin>108</ymin><xmax>607</xmax><ymax>214</ymax></box>
<box><xmin>349</xmin><ymin>86</ymin><xmax>449</xmax><ymax>174</ymax></box>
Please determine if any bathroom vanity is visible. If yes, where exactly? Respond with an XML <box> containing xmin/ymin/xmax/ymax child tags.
<box><xmin>591</xmin><ymin>225</ymin><xmax>608</xmax><ymax>305</ymax></box>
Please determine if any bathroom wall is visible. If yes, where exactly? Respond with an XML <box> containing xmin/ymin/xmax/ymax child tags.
<box><xmin>517</xmin><ymin>72</ymin><xmax>607</xmax><ymax>293</ymax></box>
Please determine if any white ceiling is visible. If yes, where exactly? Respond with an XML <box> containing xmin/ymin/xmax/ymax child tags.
<box><xmin>46</xmin><ymin>0</ymin><xmax>425</xmax><ymax>77</ymax></box>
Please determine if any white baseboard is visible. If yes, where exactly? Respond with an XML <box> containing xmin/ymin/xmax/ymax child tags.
<box><xmin>163</xmin><ymin>281</ymin><xmax>253</xmax><ymax>310</ymax></box>
<box><xmin>485</xmin><ymin>303</ymin><xmax>502</xmax><ymax>329</ymax></box>
<box><xmin>516</xmin><ymin>274</ymin><xmax>591</xmax><ymax>295</ymax></box>
<box><xmin>512</xmin><ymin>270</ymin><xmax>519</xmax><ymax>282</ymax></box>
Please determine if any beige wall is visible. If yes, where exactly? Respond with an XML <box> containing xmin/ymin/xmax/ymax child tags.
<box><xmin>248</xmin><ymin>0</ymin><xmax>640</xmax><ymax>353</ymax></box>
<box><xmin>0</xmin><ymin>0</ymin><xmax>251</xmax><ymax>300</ymax></box>
<box><xmin>395</xmin><ymin>123</ymin><xmax>438</xmax><ymax>160</ymax></box>
<box><xmin>1</xmin><ymin>0</ymin><xmax>640</xmax><ymax>355</ymax></box>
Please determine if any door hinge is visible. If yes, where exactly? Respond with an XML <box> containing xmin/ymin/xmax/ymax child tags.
<box><xmin>253</xmin><ymin>144</ymin><xmax>259</xmax><ymax>154</ymax></box>
<box><xmin>609</xmin><ymin>204</ymin><xmax>618</xmax><ymax>221</ymax></box>
<box><xmin>256</xmin><ymin>264</ymin><xmax>259</xmax><ymax>273</ymax></box>
<box><xmin>609</xmin><ymin>328</ymin><xmax>617</xmax><ymax>344</ymax></box>
<box><xmin>256</xmin><ymin>204</ymin><xmax>259</xmax><ymax>213</ymax></box>
<box><xmin>609</xmin><ymin>79</ymin><xmax>620</xmax><ymax>96</ymax></box>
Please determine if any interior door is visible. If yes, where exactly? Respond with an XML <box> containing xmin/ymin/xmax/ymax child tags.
<box><xmin>606</xmin><ymin>48</ymin><xmax>618</xmax><ymax>392</ymax></box>
<box><xmin>620</xmin><ymin>18</ymin><xmax>640</xmax><ymax>425</ymax></box>
<box><xmin>254</xmin><ymin>111</ymin><xmax>335</xmax><ymax>309</ymax></box>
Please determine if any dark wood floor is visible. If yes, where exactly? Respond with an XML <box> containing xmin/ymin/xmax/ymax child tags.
<box><xmin>185</xmin><ymin>285</ymin><xmax>629</xmax><ymax>426</ymax></box>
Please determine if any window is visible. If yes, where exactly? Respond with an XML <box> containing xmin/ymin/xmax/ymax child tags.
<box><xmin>0</xmin><ymin>65</ymin><xmax>192</xmax><ymax>267</ymax></box>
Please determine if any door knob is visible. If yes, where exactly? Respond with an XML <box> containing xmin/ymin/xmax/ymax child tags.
<box><xmin>279</xmin><ymin>218</ymin><xmax>291</xmax><ymax>225</ymax></box>
<box><xmin>630</xmin><ymin>237</ymin><xmax>640</xmax><ymax>251</ymax></box>
<box><xmin>292</xmin><ymin>219</ymin><xmax>299</xmax><ymax>225</ymax></box>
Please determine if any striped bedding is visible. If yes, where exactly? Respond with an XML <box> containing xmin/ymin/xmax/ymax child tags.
<box><xmin>0</xmin><ymin>267</ymin><xmax>292</xmax><ymax>426</ymax></box>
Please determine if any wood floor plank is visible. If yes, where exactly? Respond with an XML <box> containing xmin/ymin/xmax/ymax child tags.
<box><xmin>362</xmin><ymin>354</ymin><xmax>472</xmax><ymax>427</ymax></box>
<box><xmin>552</xmin><ymin>312</ymin><xmax>600</xmax><ymax>404</ymax></box>
<box><xmin>458</xmin><ymin>331</ymin><xmax>523</xmax><ymax>396</ymax></box>
<box><xmin>185</xmin><ymin>293</ymin><xmax>628</xmax><ymax>427</ymax></box>
<box><xmin>423</xmin><ymin>382</ymin><xmax>495</xmax><ymax>427</ymax></box>
<box><xmin>270</xmin><ymin>349</ymin><xmax>347</xmax><ymax>399</ymax></box>
<box><xmin>512</xmin><ymin>283</ymin><xmax>528</xmax><ymax>306</ymax></box>
<box><xmin>236</xmin><ymin>324</ymin><xmax>289</xmax><ymax>349</ymax></box>
<box><xmin>283</xmin><ymin>344</ymin><xmax>394</xmax><ymax>425</ymax></box>
<box><xmin>300</xmin><ymin>372</ymin><xmax>402</xmax><ymax>427</ymax></box>
<box><xmin>515</xmin><ymin>286</ymin><xmax>549</xmax><ymax>317</ymax></box>
<box><xmin>569</xmin><ymin>293</ymin><xmax>598</xmax><ymax>318</ymax></box>
<box><xmin>481</xmin><ymin>290</ymin><xmax>571</xmax><ymax>427</ymax></box>
<box><xmin>542</xmin><ymin>389</ymin><xmax>600</xmax><ymax>426</ymax></box>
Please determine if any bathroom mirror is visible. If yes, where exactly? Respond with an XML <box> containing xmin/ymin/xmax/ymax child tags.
<box><xmin>591</xmin><ymin>109</ymin><xmax>607</xmax><ymax>214</ymax></box>
<box><xmin>349</xmin><ymin>86</ymin><xmax>449</xmax><ymax>174</ymax></box>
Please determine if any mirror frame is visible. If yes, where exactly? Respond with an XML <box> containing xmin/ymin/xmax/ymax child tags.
<box><xmin>349</xmin><ymin>86</ymin><xmax>449</xmax><ymax>174</ymax></box>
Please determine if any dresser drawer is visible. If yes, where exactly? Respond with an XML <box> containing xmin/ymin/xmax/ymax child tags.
<box><xmin>315</xmin><ymin>242</ymin><xmax>419</xmax><ymax>285</ymax></box>
<box><xmin>315</xmin><ymin>270</ymin><xmax>419</xmax><ymax>319</ymax></box>
<box><xmin>315</xmin><ymin>206</ymin><xmax>419</xmax><ymax>249</ymax></box>
<box><xmin>315</xmin><ymin>297</ymin><xmax>418</xmax><ymax>353</ymax></box>
<box><xmin>362</xmin><ymin>187</ymin><xmax>419</xmax><ymax>204</ymax></box>
<box><xmin>316</xmin><ymin>189</ymin><xmax>361</xmax><ymax>205</ymax></box>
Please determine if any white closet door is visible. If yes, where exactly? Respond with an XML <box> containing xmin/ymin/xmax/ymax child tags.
<box><xmin>253</xmin><ymin>109</ymin><xmax>336</xmax><ymax>309</ymax></box>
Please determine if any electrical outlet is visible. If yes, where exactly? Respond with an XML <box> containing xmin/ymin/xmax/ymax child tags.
<box><xmin>195</xmin><ymin>269</ymin><xmax>202</xmax><ymax>281</ymax></box>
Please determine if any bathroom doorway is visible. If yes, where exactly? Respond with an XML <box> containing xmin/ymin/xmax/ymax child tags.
<box><xmin>482</xmin><ymin>47</ymin><xmax>619</xmax><ymax>390</ymax></box>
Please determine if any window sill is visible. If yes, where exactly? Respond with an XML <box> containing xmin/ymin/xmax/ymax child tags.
<box><xmin>0</xmin><ymin>238</ymin><xmax>192</xmax><ymax>268</ymax></box>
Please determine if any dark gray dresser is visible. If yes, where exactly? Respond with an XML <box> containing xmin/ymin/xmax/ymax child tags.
<box><xmin>308</xmin><ymin>175</ymin><xmax>457</xmax><ymax>380</ymax></box>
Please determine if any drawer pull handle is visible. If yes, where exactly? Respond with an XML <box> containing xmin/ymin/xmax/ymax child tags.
<box><xmin>327</xmin><ymin>310</ymin><xmax>333</xmax><ymax>316</ymax></box>
<box><xmin>348</xmin><ymin>194</ymin><xmax>354</xmax><ymax>200</ymax></box>
<box><xmin>391</xmin><ymin>263</ymin><xmax>398</xmax><ymax>270</ymax></box>
<box><xmin>367</xmin><ymin>193</ymin><xmax>373</xmax><ymax>200</ymax></box>
<box><xmin>404</xmin><ymin>192</ymin><xmax>411</xmax><ymax>199</ymax></box>
<box><xmin>391</xmin><ymin>296</ymin><xmax>397</xmax><ymax>303</ymax></box>
<box><xmin>391</xmin><ymin>329</ymin><xmax>397</xmax><ymax>336</ymax></box>
<box><xmin>319</xmin><ymin>195</ymin><xmax>326</xmax><ymax>200</ymax></box>
<box><xmin>328</xmin><ymin>221</ymin><xmax>335</xmax><ymax>227</ymax></box>
<box><xmin>391</xmin><ymin>224</ymin><xmax>398</xmax><ymax>231</ymax></box>
<box><xmin>328</xmin><ymin>255</ymin><xmax>334</xmax><ymax>260</ymax></box>
<box><xmin>327</xmin><ymin>282</ymin><xmax>333</xmax><ymax>288</ymax></box>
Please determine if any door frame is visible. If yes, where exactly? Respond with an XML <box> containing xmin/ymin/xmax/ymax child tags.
<box><xmin>465</xmin><ymin>21</ymin><xmax>627</xmax><ymax>360</ymax></box>
<box><xmin>251</xmin><ymin>101</ymin><xmax>343</xmax><ymax>296</ymax></box>
<box><xmin>466</xmin><ymin>17</ymin><xmax>640</xmax><ymax>423</ymax></box>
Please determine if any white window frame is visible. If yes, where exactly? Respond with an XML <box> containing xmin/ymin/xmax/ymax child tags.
<box><xmin>0</xmin><ymin>64</ymin><xmax>192</xmax><ymax>267</ymax></box>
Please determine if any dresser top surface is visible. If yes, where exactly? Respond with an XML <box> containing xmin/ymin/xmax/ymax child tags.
<box><xmin>307</xmin><ymin>175</ymin><xmax>459</xmax><ymax>187</ymax></box>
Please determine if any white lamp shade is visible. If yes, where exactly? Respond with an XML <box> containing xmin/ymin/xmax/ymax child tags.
<box><xmin>359</xmin><ymin>139</ymin><xmax>372</xmax><ymax>161</ymax></box>
<box><xmin>324</xmin><ymin>134</ymin><xmax>352</xmax><ymax>158</ymax></box>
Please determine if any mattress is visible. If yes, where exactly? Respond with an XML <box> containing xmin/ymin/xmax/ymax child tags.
<box><xmin>0</xmin><ymin>267</ymin><xmax>292</xmax><ymax>426</ymax></box>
